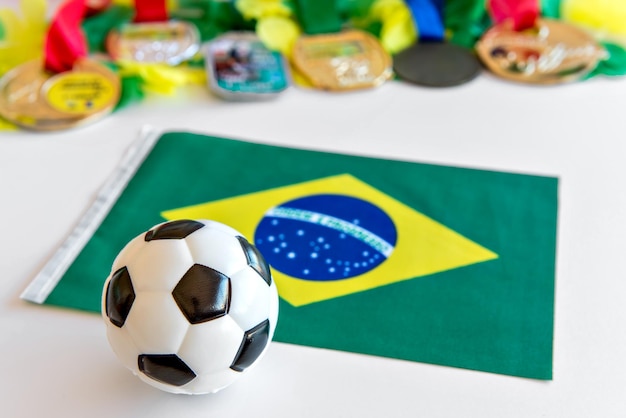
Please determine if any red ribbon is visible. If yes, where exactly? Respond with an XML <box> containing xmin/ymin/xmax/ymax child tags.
<box><xmin>44</xmin><ymin>0</ymin><xmax>89</xmax><ymax>73</ymax></box>
<box><xmin>488</xmin><ymin>0</ymin><xmax>539</xmax><ymax>31</ymax></box>
<box><xmin>43</xmin><ymin>0</ymin><xmax>167</xmax><ymax>73</ymax></box>
<box><xmin>133</xmin><ymin>0</ymin><xmax>168</xmax><ymax>23</ymax></box>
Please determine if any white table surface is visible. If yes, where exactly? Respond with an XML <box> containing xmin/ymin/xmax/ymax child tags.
<box><xmin>1</xmin><ymin>67</ymin><xmax>626</xmax><ymax>417</ymax></box>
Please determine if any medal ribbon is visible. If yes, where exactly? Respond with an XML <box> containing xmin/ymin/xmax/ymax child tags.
<box><xmin>44</xmin><ymin>0</ymin><xmax>89</xmax><ymax>73</ymax></box>
<box><xmin>133</xmin><ymin>0</ymin><xmax>168</xmax><ymax>23</ymax></box>
<box><xmin>405</xmin><ymin>0</ymin><xmax>445</xmax><ymax>42</ymax></box>
<box><xmin>488</xmin><ymin>0</ymin><xmax>539</xmax><ymax>31</ymax></box>
<box><xmin>295</xmin><ymin>0</ymin><xmax>342</xmax><ymax>34</ymax></box>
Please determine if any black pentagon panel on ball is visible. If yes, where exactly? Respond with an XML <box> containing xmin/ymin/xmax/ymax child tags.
<box><xmin>230</xmin><ymin>319</ymin><xmax>270</xmax><ymax>372</ymax></box>
<box><xmin>105</xmin><ymin>266</ymin><xmax>135</xmax><ymax>328</ymax></box>
<box><xmin>236</xmin><ymin>236</ymin><xmax>272</xmax><ymax>286</ymax></box>
<box><xmin>172</xmin><ymin>264</ymin><xmax>231</xmax><ymax>324</ymax></box>
<box><xmin>144</xmin><ymin>219</ymin><xmax>204</xmax><ymax>241</ymax></box>
<box><xmin>138</xmin><ymin>354</ymin><xmax>196</xmax><ymax>387</ymax></box>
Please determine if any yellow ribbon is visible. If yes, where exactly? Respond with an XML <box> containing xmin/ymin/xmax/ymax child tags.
<box><xmin>562</xmin><ymin>0</ymin><xmax>626</xmax><ymax>46</ymax></box>
<box><xmin>0</xmin><ymin>117</ymin><xmax>17</xmax><ymax>131</ymax></box>
<box><xmin>256</xmin><ymin>15</ymin><xmax>301</xmax><ymax>58</ymax></box>
<box><xmin>0</xmin><ymin>0</ymin><xmax>48</xmax><ymax>130</ymax></box>
<box><xmin>235</xmin><ymin>0</ymin><xmax>292</xmax><ymax>20</ymax></box>
<box><xmin>0</xmin><ymin>0</ymin><xmax>47</xmax><ymax>77</ymax></box>
<box><xmin>112</xmin><ymin>0</ymin><xmax>177</xmax><ymax>8</ymax></box>
<box><xmin>374</xmin><ymin>0</ymin><xmax>417</xmax><ymax>54</ymax></box>
<box><xmin>116</xmin><ymin>60</ymin><xmax>206</xmax><ymax>95</ymax></box>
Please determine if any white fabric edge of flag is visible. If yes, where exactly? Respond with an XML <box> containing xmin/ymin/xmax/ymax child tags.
<box><xmin>20</xmin><ymin>125</ymin><xmax>163</xmax><ymax>304</ymax></box>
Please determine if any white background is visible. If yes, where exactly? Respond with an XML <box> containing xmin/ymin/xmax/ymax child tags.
<box><xmin>2</xmin><ymin>2</ymin><xmax>626</xmax><ymax>417</ymax></box>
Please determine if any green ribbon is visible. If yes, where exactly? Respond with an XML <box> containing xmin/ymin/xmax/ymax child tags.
<box><xmin>540</xmin><ymin>0</ymin><xmax>561</xmax><ymax>18</ymax></box>
<box><xmin>82</xmin><ymin>5</ymin><xmax>134</xmax><ymax>53</ymax></box>
<box><xmin>445</xmin><ymin>0</ymin><xmax>491</xmax><ymax>48</ymax></box>
<box><xmin>295</xmin><ymin>0</ymin><xmax>342</xmax><ymax>34</ymax></box>
<box><xmin>171</xmin><ymin>0</ymin><xmax>253</xmax><ymax>41</ymax></box>
<box><xmin>588</xmin><ymin>42</ymin><xmax>626</xmax><ymax>78</ymax></box>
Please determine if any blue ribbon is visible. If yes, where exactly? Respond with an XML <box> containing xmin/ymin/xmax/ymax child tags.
<box><xmin>405</xmin><ymin>0</ymin><xmax>445</xmax><ymax>42</ymax></box>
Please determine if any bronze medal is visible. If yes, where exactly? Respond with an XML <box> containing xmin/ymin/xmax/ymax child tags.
<box><xmin>476</xmin><ymin>18</ymin><xmax>606</xmax><ymax>84</ymax></box>
<box><xmin>0</xmin><ymin>59</ymin><xmax>120</xmax><ymax>131</ymax></box>
<box><xmin>292</xmin><ymin>30</ymin><xmax>392</xmax><ymax>91</ymax></box>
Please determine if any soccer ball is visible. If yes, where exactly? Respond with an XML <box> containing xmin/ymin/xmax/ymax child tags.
<box><xmin>101</xmin><ymin>219</ymin><xmax>279</xmax><ymax>394</ymax></box>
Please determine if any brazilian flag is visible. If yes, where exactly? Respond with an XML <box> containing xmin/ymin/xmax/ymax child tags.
<box><xmin>35</xmin><ymin>131</ymin><xmax>558</xmax><ymax>380</ymax></box>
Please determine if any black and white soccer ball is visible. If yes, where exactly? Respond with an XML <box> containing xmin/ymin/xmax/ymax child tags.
<box><xmin>101</xmin><ymin>219</ymin><xmax>279</xmax><ymax>394</ymax></box>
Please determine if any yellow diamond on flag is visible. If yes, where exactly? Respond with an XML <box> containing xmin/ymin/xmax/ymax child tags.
<box><xmin>162</xmin><ymin>174</ymin><xmax>498</xmax><ymax>306</ymax></box>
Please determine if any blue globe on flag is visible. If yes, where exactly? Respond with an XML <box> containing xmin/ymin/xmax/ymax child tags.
<box><xmin>254</xmin><ymin>194</ymin><xmax>397</xmax><ymax>281</ymax></box>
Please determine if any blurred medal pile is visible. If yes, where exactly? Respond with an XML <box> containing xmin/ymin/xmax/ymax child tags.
<box><xmin>1</xmin><ymin>0</ymin><xmax>625</xmax><ymax>131</ymax></box>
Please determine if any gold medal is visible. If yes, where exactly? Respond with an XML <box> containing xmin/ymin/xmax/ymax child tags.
<box><xmin>106</xmin><ymin>21</ymin><xmax>200</xmax><ymax>65</ymax></box>
<box><xmin>292</xmin><ymin>30</ymin><xmax>392</xmax><ymax>91</ymax></box>
<box><xmin>0</xmin><ymin>59</ymin><xmax>120</xmax><ymax>131</ymax></box>
<box><xmin>476</xmin><ymin>18</ymin><xmax>606</xmax><ymax>84</ymax></box>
